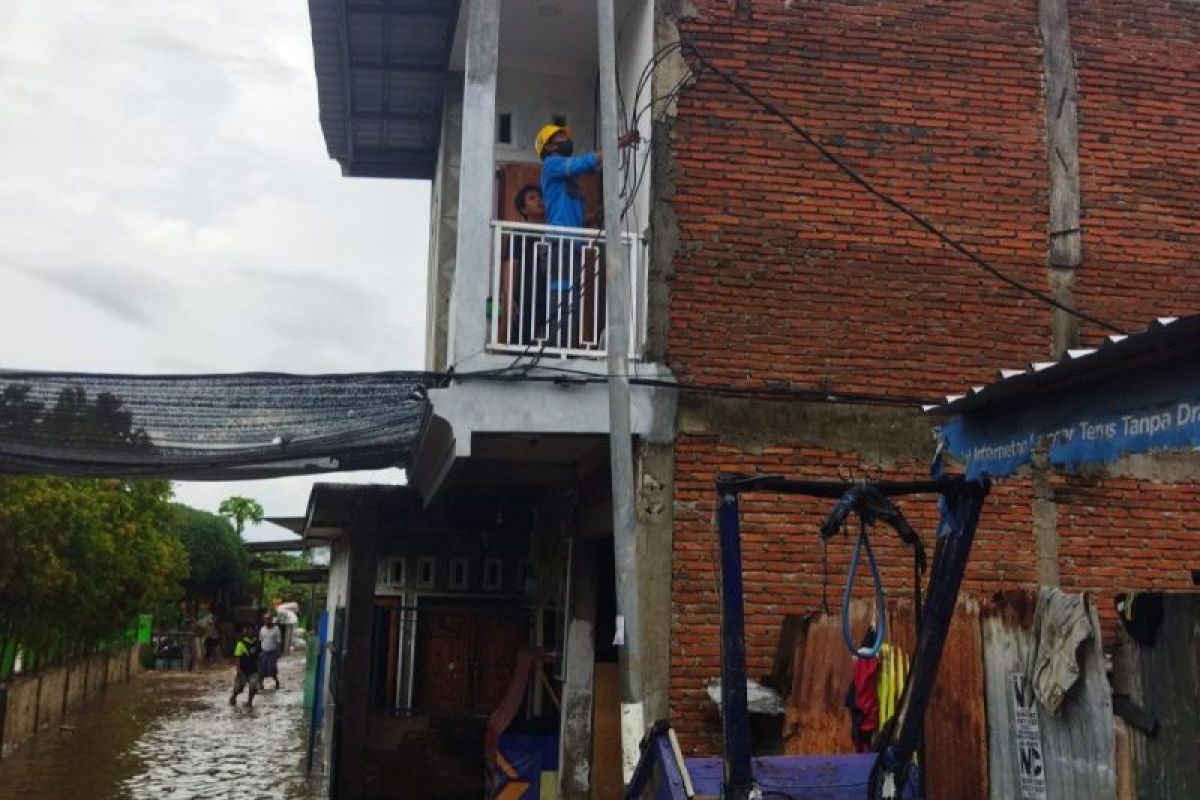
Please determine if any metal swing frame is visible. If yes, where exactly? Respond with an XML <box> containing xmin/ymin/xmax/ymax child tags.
<box><xmin>711</xmin><ymin>474</ymin><xmax>989</xmax><ymax>800</ymax></box>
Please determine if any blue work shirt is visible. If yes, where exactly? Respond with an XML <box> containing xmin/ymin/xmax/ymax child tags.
<box><xmin>540</xmin><ymin>152</ymin><xmax>598</xmax><ymax>228</ymax></box>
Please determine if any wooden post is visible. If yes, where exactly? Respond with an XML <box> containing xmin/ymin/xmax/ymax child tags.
<box><xmin>1040</xmin><ymin>0</ymin><xmax>1083</xmax><ymax>356</ymax></box>
<box><xmin>335</xmin><ymin>508</ymin><xmax>379</xmax><ymax>799</ymax></box>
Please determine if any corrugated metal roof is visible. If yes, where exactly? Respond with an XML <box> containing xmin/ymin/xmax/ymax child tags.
<box><xmin>925</xmin><ymin>314</ymin><xmax>1200</xmax><ymax>416</ymax></box>
<box><xmin>307</xmin><ymin>0</ymin><xmax>460</xmax><ymax>179</ymax></box>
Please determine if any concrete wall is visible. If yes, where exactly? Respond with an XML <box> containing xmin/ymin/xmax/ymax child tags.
<box><xmin>0</xmin><ymin>646</ymin><xmax>137</xmax><ymax>759</ymax></box>
<box><xmin>0</xmin><ymin>673</ymin><xmax>40</xmax><ymax>757</ymax></box>
<box><xmin>106</xmin><ymin>650</ymin><xmax>128</xmax><ymax>686</ymax></box>
<box><xmin>425</xmin><ymin>74</ymin><xmax>463</xmax><ymax>373</ymax></box>
<box><xmin>84</xmin><ymin>654</ymin><xmax>106</xmax><ymax>698</ymax></box>
<box><xmin>34</xmin><ymin>665</ymin><xmax>66</xmax><ymax>733</ymax></box>
<box><xmin>63</xmin><ymin>660</ymin><xmax>87</xmax><ymax>712</ymax></box>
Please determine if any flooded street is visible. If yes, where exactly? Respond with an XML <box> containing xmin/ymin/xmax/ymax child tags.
<box><xmin>0</xmin><ymin>654</ymin><xmax>323</xmax><ymax>800</ymax></box>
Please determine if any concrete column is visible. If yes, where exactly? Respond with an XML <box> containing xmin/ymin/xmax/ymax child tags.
<box><xmin>426</xmin><ymin>76</ymin><xmax>464</xmax><ymax>372</ymax></box>
<box><xmin>636</xmin><ymin>441</ymin><xmax>675</xmax><ymax>725</ymax></box>
<box><xmin>1040</xmin><ymin>0</ymin><xmax>1082</xmax><ymax>357</ymax></box>
<box><xmin>448</xmin><ymin>0</ymin><xmax>499</xmax><ymax>367</ymax></box>
<box><xmin>1031</xmin><ymin>445</ymin><xmax>1060</xmax><ymax>586</ymax></box>
<box><xmin>559</xmin><ymin>538</ymin><xmax>598</xmax><ymax>800</ymax></box>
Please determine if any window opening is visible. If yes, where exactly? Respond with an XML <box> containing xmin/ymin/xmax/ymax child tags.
<box><xmin>416</xmin><ymin>557</ymin><xmax>437</xmax><ymax>590</ymax></box>
<box><xmin>449</xmin><ymin>558</ymin><xmax>470</xmax><ymax>591</ymax></box>
<box><xmin>497</xmin><ymin>112</ymin><xmax>513</xmax><ymax>145</ymax></box>
<box><xmin>483</xmin><ymin>558</ymin><xmax>504</xmax><ymax>592</ymax></box>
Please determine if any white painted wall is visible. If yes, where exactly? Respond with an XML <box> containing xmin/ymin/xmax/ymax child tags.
<box><xmin>616</xmin><ymin>0</ymin><xmax>654</xmax><ymax>236</ymax></box>
<box><xmin>496</xmin><ymin>62</ymin><xmax>597</xmax><ymax>165</ymax></box>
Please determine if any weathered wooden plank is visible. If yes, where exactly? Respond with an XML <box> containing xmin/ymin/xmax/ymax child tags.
<box><xmin>1040</xmin><ymin>0</ymin><xmax>1082</xmax><ymax>270</ymax></box>
<box><xmin>1129</xmin><ymin>594</ymin><xmax>1200</xmax><ymax>799</ymax></box>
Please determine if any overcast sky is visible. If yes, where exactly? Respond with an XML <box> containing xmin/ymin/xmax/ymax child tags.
<box><xmin>0</xmin><ymin>2</ymin><xmax>429</xmax><ymax>537</ymax></box>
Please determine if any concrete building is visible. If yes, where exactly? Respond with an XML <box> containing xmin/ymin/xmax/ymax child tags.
<box><xmin>302</xmin><ymin>1</ymin><xmax>1200</xmax><ymax>797</ymax></box>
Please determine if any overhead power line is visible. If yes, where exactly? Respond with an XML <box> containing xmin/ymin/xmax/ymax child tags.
<box><xmin>679</xmin><ymin>38</ymin><xmax>1128</xmax><ymax>336</ymax></box>
<box><xmin>452</xmin><ymin>366</ymin><xmax>938</xmax><ymax>408</ymax></box>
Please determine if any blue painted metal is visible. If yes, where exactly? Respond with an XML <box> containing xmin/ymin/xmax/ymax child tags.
<box><xmin>626</xmin><ymin>726</ymin><xmax>923</xmax><ymax>800</ymax></box>
<box><xmin>625</xmin><ymin>722</ymin><xmax>689</xmax><ymax>800</ymax></box>
<box><xmin>306</xmin><ymin>608</ymin><xmax>330</xmax><ymax>773</ymax></box>
<box><xmin>716</xmin><ymin>490</ymin><xmax>755</xmax><ymax>799</ymax></box>
<box><xmin>494</xmin><ymin>734</ymin><xmax>558</xmax><ymax>799</ymax></box>
<box><xmin>686</xmin><ymin>754</ymin><xmax>921</xmax><ymax>799</ymax></box>
<box><xmin>939</xmin><ymin>359</ymin><xmax>1200</xmax><ymax>478</ymax></box>
<box><xmin>876</xmin><ymin>482</ymin><xmax>987</xmax><ymax>794</ymax></box>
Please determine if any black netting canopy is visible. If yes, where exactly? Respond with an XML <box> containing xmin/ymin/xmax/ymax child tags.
<box><xmin>0</xmin><ymin>370</ymin><xmax>439</xmax><ymax>480</ymax></box>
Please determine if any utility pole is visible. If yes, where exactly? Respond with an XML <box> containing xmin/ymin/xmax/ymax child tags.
<box><xmin>597</xmin><ymin>0</ymin><xmax>644</xmax><ymax>784</ymax></box>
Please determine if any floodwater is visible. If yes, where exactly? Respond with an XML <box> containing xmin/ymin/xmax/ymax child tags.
<box><xmin>0</xmin><ymin>653</ymin><xmax>324</xmax><ymax>800</ymax></box>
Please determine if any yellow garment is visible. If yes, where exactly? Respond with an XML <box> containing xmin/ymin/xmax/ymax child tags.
<box><xmin>876</xmin><ymin>643</ymin><xmax>909</xmax><ymax>726</ymax></box>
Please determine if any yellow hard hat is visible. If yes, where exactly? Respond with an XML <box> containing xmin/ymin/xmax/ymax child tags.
<box><xmin>535</xmin><ymin>124</ymin><xmax>572</xmax><ymax>157</ymax></box>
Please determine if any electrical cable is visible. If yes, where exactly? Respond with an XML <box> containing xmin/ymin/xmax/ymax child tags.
<box><xmin>678</xmin><ymin>38</ymin><xmax>1129</xmax><ymax>336</ymax></box>
<box><xmin>451</xmin><ymin>365</ymin><xmax>941</xmax><ymax>408</ymax></box>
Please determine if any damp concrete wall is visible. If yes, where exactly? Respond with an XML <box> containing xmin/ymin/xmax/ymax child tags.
<box><xmin>63</xmin><ymin>659</ymin><xmax>87</xmax><ymax>712</ymax></box>
<box><xmin>34</xmin><ymin>665</ymin><xmax>66</xmax><ymax>733</ymax></box>
<box><xmin>0</xmin><ymin>673</ymin><xmax>40</xmax><ymax>757</ymax></box>
<box><xmin>0</xmin><ymin>646</ymin><xmax>138</xmax><ymax>760</ymax></box>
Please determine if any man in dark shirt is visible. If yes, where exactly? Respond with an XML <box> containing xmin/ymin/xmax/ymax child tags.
<box><xmin>229</xmin><ymin>625</ymin><xmax>260</xmax><ymax>708</ymax></box>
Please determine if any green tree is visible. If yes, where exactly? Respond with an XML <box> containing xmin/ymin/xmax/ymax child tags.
<box><xmin>0</xmin><ymin>383</ymin><xmax>186</xmax><ymax>658</ymax></box>
<box><xmin>0</xmin><ymin>476</ymin><xmax>187</xmax><ymax>654</ymax></box>
<box><xmin>171</xmin><ymin>504</ymin><xmax>248</xmax><ymax>614</ymax></box>
<box><xmin>218</xmin><ymin>495</ymin><xmax>263</xmax><ymax>536</ymax></box>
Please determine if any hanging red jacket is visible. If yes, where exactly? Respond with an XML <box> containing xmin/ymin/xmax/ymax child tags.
<box><xmin>844</xmin><ymin>655</ymin><xmax>881</xmax><ymax>753</ymax></box>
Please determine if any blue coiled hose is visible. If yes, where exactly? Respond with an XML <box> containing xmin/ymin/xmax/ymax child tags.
<box><xmin>842</xmin><ymin>517</ymin><xmax>886</xmax><ymax>658</ymax></box>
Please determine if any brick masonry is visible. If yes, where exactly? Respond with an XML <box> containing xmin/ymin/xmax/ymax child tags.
<box><xmin>665</xmin><ymin>1</ymin><xmax>1200</xmax><ymax>754</ymax></box>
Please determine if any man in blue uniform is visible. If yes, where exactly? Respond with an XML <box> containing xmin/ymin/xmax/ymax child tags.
<box><xmin>534</xmin><ymin>124</ymin><xmax>639</xmax><ymax>228</ymax></box>
<box><xmin>533</xmin><ymin>124</ymin><xmax>638</xmax><ymax>348</ymax></box>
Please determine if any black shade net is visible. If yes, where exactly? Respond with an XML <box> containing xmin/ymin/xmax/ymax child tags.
<box><xmin>0</xmin><ymin>370</ymin><xmax>438</xmax><ymax>480</ymax></box>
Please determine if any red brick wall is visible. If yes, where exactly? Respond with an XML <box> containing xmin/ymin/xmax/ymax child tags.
<box><xmin>1070</xmin><ymin>1</ymin><xmax>1200</xmax><ymax>335</ymax></box>
<box><xmin>670</xmin><ymin>1</ymin><xmax>1050</xmax><ymax>397</ymax></box>
<box><xmin>669</xmin><ymin>0</ymin><xmax>1200</xmax><ymax>393</ymax></box>
<box><xmin>670</xmin><ymin>435</ymin><xmax>1039</xmax><ymax>753</ymax></box>
<box><xmin>1055</xmin><ymin>474</ymin><xmax>1200</xmax><ymax>643</ymax></box>
<box><xmin>666</xmin><ymin>0</ymin><xmax>1200</xmax><ymax>755</ymax></box>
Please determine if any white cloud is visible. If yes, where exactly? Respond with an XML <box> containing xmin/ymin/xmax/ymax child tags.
<box><xmin>0</xmin><ymin>1</ymin><xmax>431</xmax><ymax>517</ymax></box>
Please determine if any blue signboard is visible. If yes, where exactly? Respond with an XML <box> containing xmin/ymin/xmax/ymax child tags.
<box><xmin>938</xmin><ymin>362</ymin><xmax>1200</xmax><ymax>480</ymax></box>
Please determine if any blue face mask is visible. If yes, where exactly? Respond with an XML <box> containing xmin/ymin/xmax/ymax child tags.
<box><xmin>555</xmin><ymin>139</ymin><xmax>575</xmax><ymax>156</ymax></box>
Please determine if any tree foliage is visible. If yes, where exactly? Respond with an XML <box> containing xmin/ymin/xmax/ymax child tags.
<box><xmin>218</xmin><ymin>495</ymin><xmax>263</xmax><ymax>536</ymax></box>
<box><xmin>171</xmin><ymin>504</ymin><xmax>248</xmax><ymax>612</ymax></box>
<box><xmin>0</xmin><ymin>476</ymin><xmax>187</xmax><ymax>652</ymax></box>
<box><xmin>0</xmin><ymin>383</ymin><xmax>187</xmax><ymax>654</ymax></box>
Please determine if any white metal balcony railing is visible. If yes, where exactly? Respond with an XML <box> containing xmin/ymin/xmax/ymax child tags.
<box><xmin>487</xmin><ymin>221</ymin><xmax>647</xmax><ymax>360</ymax></box>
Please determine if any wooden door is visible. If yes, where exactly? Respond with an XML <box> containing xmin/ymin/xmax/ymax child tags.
<box><xmin>418</xmin><ymin>609</ymin><xmax>473</xmax><ymax>715</ymax></box>
<box><xmin>472</xmin><ymin>612</ymin><xmax>529</xmax><ymax>713</ymax></box>
<box><xmin>417</xmin><ymin>605</ymin><xmax>529</xmax><ymax>717</ymax></box>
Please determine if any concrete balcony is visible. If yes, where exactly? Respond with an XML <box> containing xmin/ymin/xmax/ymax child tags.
<box><xmin>487</xmin><ymin>220</ymin><xmax>647</xmax><ymax>361</ymax></box>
